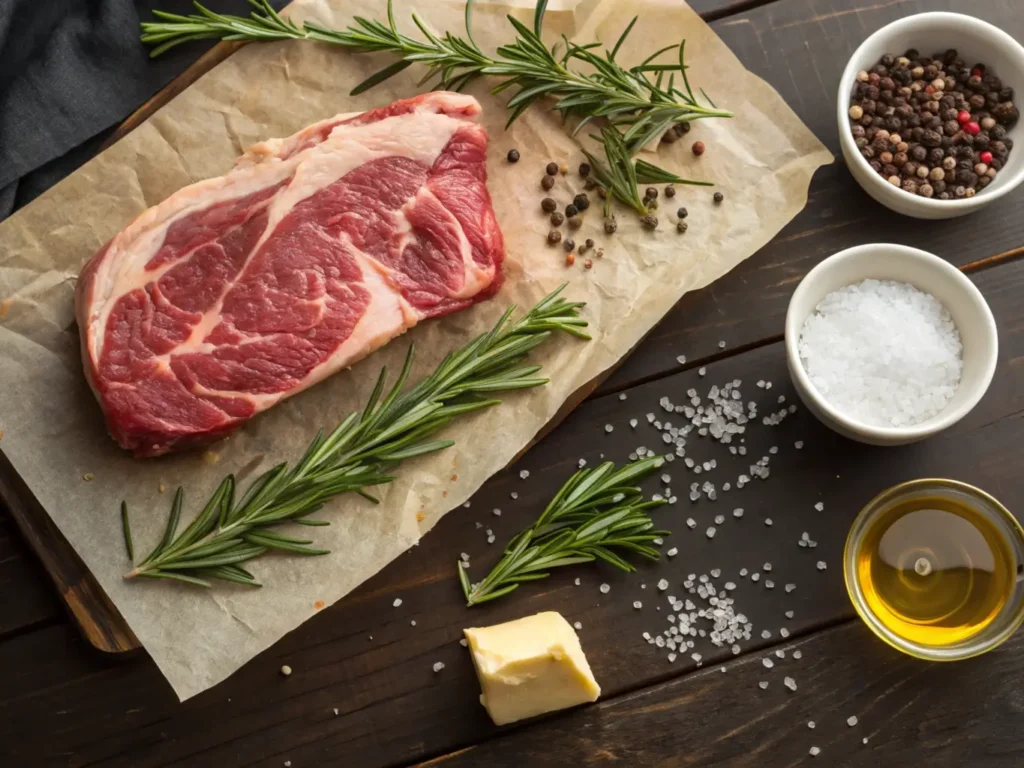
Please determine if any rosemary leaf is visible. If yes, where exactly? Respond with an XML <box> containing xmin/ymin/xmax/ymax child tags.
<box><xmin>140</xmin><ymin>0</ymin><xmax>732</xmax><ymax>212</ymax></box>
<box><xmin>462</xmin><ymin>456</ymin><xmax>669</xmax><ymax>606</ymax></box>
<box><xmin>121</xmin><ymin>286</ymin><xmax>588</xmax><ymax>587</ymax></box>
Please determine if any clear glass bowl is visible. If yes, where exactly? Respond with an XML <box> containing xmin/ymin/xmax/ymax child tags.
<box><xmin>844</xmin><ymin>479</ymin><xmax>1024</xmax><ymax>661</ymax></box>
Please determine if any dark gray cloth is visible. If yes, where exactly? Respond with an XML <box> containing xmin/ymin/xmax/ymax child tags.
<box><xmin>0</xmin><ymin>0</ymin><xmax>286</xmax><ymax>219</ymax></box>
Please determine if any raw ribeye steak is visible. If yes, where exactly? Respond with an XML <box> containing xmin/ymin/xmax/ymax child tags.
<box><xmin>76</xmin><ymin>92</ymin><xmax>504</xmax><ymax>457</ymax></box>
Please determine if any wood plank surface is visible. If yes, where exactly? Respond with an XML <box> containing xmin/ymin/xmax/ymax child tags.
<box><xmin>599</xmin><ymin>0</ymin><xmax>1024</xmax><ymax>394</ymax></box>
<box><xmin>424</xmin><ymin>620</ymin><xmax>1024</xmax><ymax>767</ymax></box>
<box><xmin>2</xmin><ymin>0</ymin><xmax>1024</xmax><ymax>765</ymax></box>
<box><xmin>2</xmin><ymin>258</ymin><xmax>1022</xmax><ymax>767</ymax></box>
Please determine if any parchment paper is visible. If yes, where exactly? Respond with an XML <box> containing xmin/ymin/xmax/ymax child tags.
<box><xmin>0</xmin><ymin>0</ymin><xmax>830</xmax><ymax>699</ymax></box>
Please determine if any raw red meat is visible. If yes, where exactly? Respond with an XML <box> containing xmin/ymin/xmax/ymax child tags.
<box><xmin>75</xmin><ymin>92</ymin><xmax>504</xmax><ymax>457</ymax></box>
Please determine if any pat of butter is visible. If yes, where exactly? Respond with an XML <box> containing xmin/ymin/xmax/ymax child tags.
<box><xmin>463</xmin><ymin>611</ymin><xmax>601</xmax><ymax>726</ymax></box>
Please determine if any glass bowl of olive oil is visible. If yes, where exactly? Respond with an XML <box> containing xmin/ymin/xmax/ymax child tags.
<box><xmin>845</xmin><ymin>479</ymin><xmax>1024</xmax><ymax>661</ymax></box>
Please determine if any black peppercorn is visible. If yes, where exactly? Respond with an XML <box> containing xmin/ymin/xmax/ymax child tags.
<box><xmin>604</xmin><ymin>217</ymin><xmax>618</xmax><ymax>234</ymax></box>
<box><xmin>507</xmin><ymin>149</ymin><xmax>520</xmax><ymax>163</ymax></box>
<box><xmin>541</xmin><ymin>175</ymin><xmax>555</xmax><ymax>191</ymax></box>
<box><xmin>713</xmin><ymin>191</ymin><xmax>724</xmax><ymax>204</ymax></box>
<box><xmin>541</xmin><ymin>197</ymin><xmax>557</xmax><ymax>213</ymax></box>
<box><xmin>991</xmin><ymin>124</ymin><xmax>1008</xmax><ymax>140</ymax></box>
<box><xmin>579</xmin><ymin>162</ymin><xmax>591</xmax><ymax>177</ymax></box>
<box><xmin>565</xmin><ymin>203</ymin><xmax>578</xmax><ymax>218</ymax></box>
<box><xmin>640</xmin><ymin>214</ymin><xmax>658</xmax><ymax>230</ymax></box>
<box><xmin>550</xmin><ymin>211</ymin><xmax>564</xmax><ymax>226</ymax></box>
<box><xmin>545</xmin><ymin>162</ymin><xmax>558</xmax><ymax>176</ymax></box>
<box><xmin>563</xmin><ymin>239</ymin><xmax>575</xmax><ymax>252</ymax></box>
<box><xmin>573</xmin><ymin>193</ymin><xmax>590</xmax><ymax>212</ymax></box>
<box><xmin>677</xmin><ymin>207</ymin><xmax>688</xmax><ymax>219</ymax></box>
<box><xmin>993</xmin><ymin>101</ymin><xmax>1020</xmax><ymax>126</ymax></box>
<box><xmin>665</xmin><ymin>185</ymin><xmax>676</xmax><ymax>198</ymax></box>
<box><xmin>881</xmin><ymin>54</ymin><xmax>895</xmax><ymax>67</ymax></box>
<box><xmin>568</xmin><ymin>216</ymin><xmax>583</xmax><ymax>231</ymax></box>
<box><xmin>547</xmin><ymin>230</ymin><xmax>562</xmax><ymax>245</ymax></box>
<box><xmin>645</xmin><ymin>187</ymin><xmax>658</xmax><ymax>200</ymax></box>
<box><xmin>929</xmin><ymin>147</ymin><xmax>945</xmax><ymax>165</ymax></box>
<box><xmin>910</xmin><ymin>145</ymin><xmax>928</xmax><ymax>162</ymax></box>
<box><xmin>677</xmin><ymin>221</ymin><xmax>688</xmax><ymax>233</ymax></box>
<box><xmin>585</xmin><ymin>238</ymin><xmax>594</xmax><ymax>249</ymax></box>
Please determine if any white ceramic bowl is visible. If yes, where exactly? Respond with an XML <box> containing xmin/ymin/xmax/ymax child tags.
<box><xmin>838</xmin><ymin>12</ymin><xmax>1024</xmax><ymax>219</ymax></box>
<box><xmin>785</xmin><ymin>244</ymin><xmax>998</xmax><ymax>445</ymax></box>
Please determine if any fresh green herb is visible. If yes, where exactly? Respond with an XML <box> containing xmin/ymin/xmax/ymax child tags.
<box><xmin>121</xmin><ymin>286</ymin><xmax>589</xmax><ymax>588</ymax></box>
<box><xmin>141</xmin><ymin>0</ymin><xmax>730</xmax><ymax>213</ymax></box>
<box><xmin>459</xmin><ymin>456</ymin><xmax>669</xmax><ymax>606</ymax></box>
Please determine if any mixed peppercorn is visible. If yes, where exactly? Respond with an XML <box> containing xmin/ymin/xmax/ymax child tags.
<box><xmin>848</xmin><ymin>49</ymin><xmax>1017</xmax><ymax>199</ymax></box>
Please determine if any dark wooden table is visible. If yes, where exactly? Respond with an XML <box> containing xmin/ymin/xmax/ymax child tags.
<box><xmin>4</xmin><ymin>0</ymin><xmax>1024</xmax><ymax>765</ymax></box>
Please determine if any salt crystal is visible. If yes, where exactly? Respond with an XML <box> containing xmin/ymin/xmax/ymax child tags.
<box><xmin>706</xmin><ymin>527</ymin><xmax>716</xmax><ymax>539</ymax></box>
<box><xmin>393</xmin><ymin>598</ymin><xmax>403</xmax><ymax>608</ymax></box>
<box><xmin>793</xmin><ymin>650</ymin><xmax>803</xmax><ymax>660</ymax></box>
<box><xmin>433</xmin><ymin>662</ymin><xmax>445</xmax><ymax>672</ymax></box>
<box><xmin>764</xmin><ymin>518</ymin><xmax>773</xmax><ymax>526</ymax></box>
<box><xmin>762</xmin><ymin>658</ymin><xmax>774</xmax><ymax>669</ymax></box>
<box><xmin>574</xmin><ymin>578</ymin><xmax>581</xmax><ymax>586</ymax></box>
<box><xmin>698</xmin><ymin>367</ymin><xmax>707</xmax><ymax>376</ymax></box>
<box><xmin>605</xmin><ymin>424</ymin><xmax>614</xmax><ymax>433</ymax></box>
<box><xmin>808</xmin><ymin>721</ymin><xmax>815</xmax><ymax>729</ymax></box>
<box><xmin>677</xmin><ymin>355</ymin><xmax>687</xmax><ymax>364</ymax></box>
<box><xmin>784</xmin><ymin>676</ymin><xmax>797</xmax><ymax>691</ymax></box>
<box><xmin>667</xmin><ymin>547</ymin><xmax>679</xmax><ymax>557</ymax></box>
<box><xmin>574</xmin><ymin>621</ymin><xmax>583</xmax><ymax>630</ymax></box>
<box><xmin>733</xmin><ymin>508</ymin><xmax>744</xmax><ymax>518</ymax></box>
<box><xmin>714</xmin><ymin>514</ymin><xmax>725</xmax><ymax>525</ymax></box>
<box><xmin>633</xmin><ymin>601</ymin><xmax>643</xmax><ymax>609</ymax></box>
<box><xmin>600</xmin><ymin>583</ymin><xmax>611</xmax><ymax>594</ymax></box>
<box><xmin>817</xmin><ymin>561</ymin><xmax>827</xmax><ymax>571</ymax></box>
<box><xmin>780</xmin><ymin>627</ymin><xmax>790</xmax><ymax>638</ymax></box>
<box><xmin>758</xmin><ymin>681</ymin><xmax>769</xmax><ymax>690</ymax></box>
<box><xmin>619</xmin><ymin>393</ymin><xmax>628</xmax><ymax>400</ymax></box>
<box><xmin>809</xmin><ymin>747</ymin><xmax>820</xmax><ymax>757</ymax></box>
<box><xmin>658</xmin><ymin>579</ymin><xmax>669</xmax><ymax>591</ymax></box>
<box><xmin>814</xmin><ymin>501</ymin><xmax>824</xmax><ymax>511</ymax></box>
<box><xmin>687</xmin><ymin>518</ymin><xmax>697</xmax><ymax>529</ymax></box>
<box><xmin>519</xmin><ymin>470</ymin><xmax>530</xmax><ymax>479</ymax></box>
<box><xmin>493</xmin><ymin>508</ymin><xmax>501</xmax><ymax>516</ymax></box>
<box><xmin>460</xmin><ymin>639</ymin><xmax>468</xmax><ymax>647</ymax></box>
<box><xmin>847</xmin><ymin>716</ymin><xmax>859</xmax><ymax>727</ymax></box>
<box><xmin>797</xmin><ymin>279</ymin><xmax>963</xmax><ymax>427</ymax></box>
<box><xmin>785</xmin><ymin>583</ymin><xmax>796</xmax><ymax>593</ymax></box>
<box><xmin>795</xmin><ymin>440</ymin><xmax>804</xmax><ymax>449</ymax></box>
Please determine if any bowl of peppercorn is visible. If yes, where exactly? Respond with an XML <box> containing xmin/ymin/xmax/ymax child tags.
<box><xmin>838</xmin><ymin>12</ymin><xmax>1024</xmax><ymax>219</ymax></box>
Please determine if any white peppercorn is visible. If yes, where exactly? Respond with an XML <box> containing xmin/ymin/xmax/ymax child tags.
<box><xmin>928</xmin><ymin>166</ymin><xmax>944</xmax><ymax>181</ymax></box>
<box><xmin>916</xmin><ymin>165</ymin><xmax>930</xmax><ymax>179</ymax></box>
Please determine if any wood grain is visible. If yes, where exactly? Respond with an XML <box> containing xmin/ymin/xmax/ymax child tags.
<box><xmin>2</xmin><ymin>260</ymin><xmax>1022</xmax><ymax>767</ymax></box>
<box><xmin>597</xmin><ymin>0</ymin><xmax>1024</xmax><ymax>395</ymax></box>
<box><xmin>423</xmin><ymin>619</ymin><xmax>1024</xmax><ymax>767</ymax></box>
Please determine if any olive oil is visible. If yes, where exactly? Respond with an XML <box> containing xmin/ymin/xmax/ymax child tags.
<box><xmin>854</xmin><ymin>494</ymin><xmax>1017</xmax><ymax>647</ymax></box>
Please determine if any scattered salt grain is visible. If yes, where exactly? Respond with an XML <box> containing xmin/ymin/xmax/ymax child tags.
<box><xmin>780</xmin><ymin>627</ymin><xmax>790</xmax><ymax>638</ymax></box>
<box><xmin>814</xmin><ymin>501</ymin><xmax>824</xmax><ymax>512</ymax></box>
<box><xmin>677</xmin><ymin>355</ymin><xmax>687</xmax><ymax>364</ymax></box>
<box><xmin>492</xmin><ymin>508</ymin><xmax>501</xmax><ymax>516</ymax></box>
<box><xmin>706</xmin><ymin>527</ymin><xmax>716</xmax><ymax>539</ymax></box>
<box><xmin>634</xmin><ymin>601</ymin><xmax>643</xmax><ymax>609</ymax></box>
<box><xmin>816</xmin><ymin>561</ymin><xmax>827</xmax><ymax>571</ymax></box>
<box><xmin>280</xmin><ymin>665</ymin><xmax>292</xmax><ymax>676</ymax></box>
<box><xmin>605</xmin><ymin>424</ymin><xmax>614</xmax><ymax>433</ymax></box>
<box><xmin>762</xmin><ymin>658</ymin><xmax>774</xmax><ymax>669</ymax></box>
<box><xmin>460</xmin><ymin>639</ymin><xmax>468</xmax><ymax>647</ymax></box>
<box><xmin>808</xmin><ymin>721</ymin><xmax>815</xmax><ymax>729</ymax></box>
<box><xmin>764</xmin><ymin>518</ymin><xmax>773</xmax><ymax>526</ymax></box>
<box><xmin>797</xmin><ymin>279</ymin><xmax>963</xmax><ymax>428</ymax></box>
<box><xmin>574</xmin><ymin>621</ymin><xmax>583</xmax><ymax>630</ymax></box>
<box><xmin>784</xmin><ymin>676</ymin><xmax>797</xmax><ymax>691</ymax></box>
<box><xmin>599</xmin><ymin>583</ymin><xmax>611</xmax><ymax>594</ymax></box>
<box><xmin>658</xmin><ymin>579</ymin><xmax>669</xmax><ymax>591</ymax></box>
<box><xmin>810</xmin><ymin>746</ymin><xmax>820</xmax><ymax>757</ymax></box>
<box><xmin>433</xmin><ymin>662</ymin><xmax>445</xmax><ymax>672</ymax></box>
<box><xmin>795</xmin><ymin>440</ymin><xmax>804</xmax><ymax>449</ymax></box>
<box><xmin>519</xmin><ymin>470</ymin><xmax>530</xmax><ymax>479</ymax></box>
<box><xmin>793</xmin><ymin>650</ymin><xmax>803</xmax><ymax>660</ymax></box>
<box><xmin>393</xmin><ymin>598</ymin><xmax>403</xmax><ymax>608</ymax></box>
<box><xmin>847</xmin><ymin>716</ymin><xmax>859</xmax><ymax>727</ymax></box>
<box><xmin>758</xmin><ymin>681</ymin><xmax>769</xmax><ymax>690</ymax></box>
<box><xmin>620</xmin><ymin>393</ymin><xmax>627</xmax><ymax>400</ymax></box>
<box><xmin>667</xmin><ymin>547</ymin><xmax>678</xmax><ymax>557</ymax></box>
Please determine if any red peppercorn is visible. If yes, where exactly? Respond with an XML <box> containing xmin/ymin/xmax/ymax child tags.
<box><xmin>692</xmin><ymin>141</ymin><xmax>706</xmax><ymax>156</ymax></box>
<box><xmin>925</xmin><ymin>85</ymin><xmax>935</xmax><ymax>94</ymax></box>
<box><xmin>965</xmin><ymin>121</ymin><xmax>981</xmax><ymax>135</ymax></box>
<box><xmin>957</xmin><ymin>110</ymin><xmax>971</xmax><ymax>124</ymax></box>
<box><xmin>972</xmin><ymin>68</ymin><xmax>983</xmax><ymax>77</ymax></box>
<box><xmin>980</xmin><ymin>150</ymin><xmax>994</xmax><ymax>164</ymax></box>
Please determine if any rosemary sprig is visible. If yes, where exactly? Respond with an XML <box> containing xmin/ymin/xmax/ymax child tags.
<box><xmin>141</xmin><ymin>0</ymin><xmax>730</xmax><ymax>210</ymax></box>
<box><xmin>121</xmin><ymin>286</ymin><xmax>589</xmax><ymax>588</ymax></box>
<box><xmin>459</xmin><ymin>456</ymin><xmax>669</xmax><ymax>606</ymax></box>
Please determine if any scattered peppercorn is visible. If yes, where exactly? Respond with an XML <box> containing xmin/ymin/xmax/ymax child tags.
<box><xmin>568</xmin><ymin>216</ymin><xmax>583</xmax><ymax>231</ymax></box>
<box><xmin>573</xmin><ymin>193</ymin><xmax>590</xmax><ymax>211</ymax></box>
<box><xmin>579</xmin><ymin>162</ymin><xmax>592</xmax><ymax>177</ymax></box>
<box><xmin>677</xmin><ymin>220</ymin><xmax>688</xmax><ymax>233</ymax></box>
<box><xmin>565</xmin><ymin>253</ymin><xmax>576</xmax><ymax>266</ymax></box>
<box><xmin>645</xmin><ymin>187</ymin><xmax>658</xmax><ymax>199</ymax></box>
<box><xmin>596</xmin><ymin>247</ymin><xmax>604</xmax><ymax>258</ymax></box>
<box><xmin>547</xmin><ymin>230</ymin><xmax>562</xmax><ymax>245</ymax></box>
<box><xmin>563</xmin><ymin>239</ymin><xmax>576</xmax><ymax>252</ymax></box>
<box><xmin>677</xmin><ymin>207</ymin><xmax>688</xmax><ymax>219</ymax></box>
<box><xmin>541</xmin><ymin>197</ymin><xmax>557</xmax><ymax>213</ymax></box>
<box><xmin>665</xmin><ymin>185</ymin><xmax>676</xmax><ymax>198</ymax></box>
<box><xmin>550</xmin><ymin>211</ymin><xmax>564</xmax><ymax>226</ymax></box>
<box><xmin>585</xmin><ymin>238</ymin><xmax>595</xmax><ymax>250</ymax></box>
<box><xmin>692</xmin><ymin>141</ymin><xmax>706</xmax><ymax>156</ymax></box>
<box><xmin>597</xmin><ymin>186</ymin><xmax>608</xmax><ymax>199</ymax></box>
<box><xmin>545</xmin><ymin>162</ymin><xmax>558</xmax><ymax>176</ymax></box>
<box><xmin>559</xmin><ymin>162</ymin><xmax>569</xmax><ymax>175</ymax></box>
<box><xmin>507</xmin><ymin>149</ymin><xmax>520</xmax><ymax>163</ymax></box>
<box><xmin>541</xmin><ymin>175</ymin><xmax>555</xmax><ymax>191</ymax></box>
<box><xmin>641</xmin><ymin>214</ymin><xmax>659</xmax><ymax>230</ymax></box>
<box><xmin>713</xmin><ymin>191</ymin><xmax>724</xmax><ymax>203</ymax></box>
<box><xmin>604</xmin><ymin>217</ymin><xmax>618</xmax><ymax>234</ymax></box>
<box><xmin>565</xmin><ymin>203</ymin><xmax>579</xmax><ymax>218</ymax></box>
<box><xmin>848</xmin><ymin>51</ymin><xmax>1015</xmax><ymax>198</ymax></box>
<box><xmin>578</xmin><ymin>242</ymin><xmax>588</xmax><ymax>254</ymax></box>
<box><xmin>584</xmin><ymin>258</ymin><xmax>593</xmax><ymax>270</ymax></box>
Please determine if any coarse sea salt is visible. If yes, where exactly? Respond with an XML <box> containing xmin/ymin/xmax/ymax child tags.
<box><xmin>797</xmin><ymin>279</ymin><xmax>963</xmax><ymax>427</ymax></box>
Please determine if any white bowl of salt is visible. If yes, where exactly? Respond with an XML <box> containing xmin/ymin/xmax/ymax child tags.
<box><xmin>785</xmin><ymin>244</ymin><xmax>997</xmax><ymax>446</ymax></box>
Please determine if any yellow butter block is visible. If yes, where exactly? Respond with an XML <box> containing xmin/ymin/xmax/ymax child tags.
<box><xmin>463</xmin><ymin>611</ymin><xmax>601</xmax><ymax>726</ymax></box>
